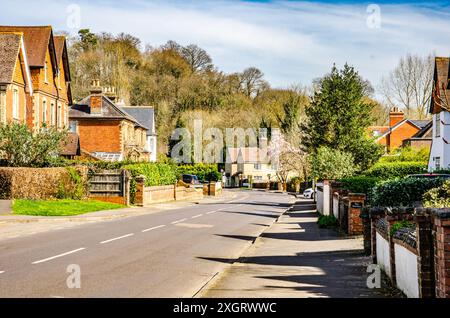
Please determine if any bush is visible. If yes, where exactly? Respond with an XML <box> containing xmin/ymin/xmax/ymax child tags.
<box><xmin>390</xmin><ymin>220</ymin><xmax>415</xmax><ymax>237</ymax></box>
<box><xmin>423</xmin><ymin>180</ymin><xmax>450</xmax><ymax>208</ymax></box>
<box><xmin>0</xmin><ymin>122</ymin><xmax>68</xmax><ymax>167</ymax></box>
<box><xmin>310</xmin><ymin>146</ymin><xmax>359</xmax><ymax>180</ymax></box>
<box><xmin>340</xmin><ymin>176</ymin><xmax>381</xmax><ymax>195</ymax></box>
<box><xmin>379</xmin><ymin>146</ymin><xmax>430</xmax><ymax>163</ymax></box>
<box><xmin>317</xmin><ymin>215</ymin><xmax>338</xmax><ymax>228</ymax></box>
<box><xmin>364</xmin><ymin>162</ymin><xmax>427</xmax><ymax>179</ymax></box>
<box><xmin>371</xmin><ymin>177</ymin><xmax>446</xmax><ymax>207</ymax></box>
<box><xmin>176</xmin><ymin>164</ymin><xmax>221</xmax><ymax>182</ymax></box>
<box><xmin>124</xmin><ymin>163</ymin><xmax>178</xmax><ymax>187</ymax></box>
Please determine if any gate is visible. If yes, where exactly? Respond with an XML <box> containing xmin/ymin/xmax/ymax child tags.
<box><xmin>88</xmin><ymin>169</ymin><xmax>130</xmax><ymax>206</ymax></box>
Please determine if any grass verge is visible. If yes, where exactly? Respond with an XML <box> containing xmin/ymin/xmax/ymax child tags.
<box><xmin>12</xmin><ymin>199</ymin><xmax>125</xmax><ymax>217</ymax></box>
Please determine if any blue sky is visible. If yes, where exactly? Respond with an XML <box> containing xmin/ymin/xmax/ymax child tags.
<box><xmin>2</xmin><ymin>0</ymin><xmax>450</xmax><ymax>97</ymax></box>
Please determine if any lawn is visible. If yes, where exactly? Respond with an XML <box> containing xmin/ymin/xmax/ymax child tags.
<box><xmin>12</xmin><ymin>199</ymin><xmax>125</xmax><ymax>216</ymax></box>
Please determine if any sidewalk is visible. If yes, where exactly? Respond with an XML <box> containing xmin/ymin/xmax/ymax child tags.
<box><xmin>201</xmin><ymin>199</ymin><xmax>398</xmax><ymax>298</ymax></box>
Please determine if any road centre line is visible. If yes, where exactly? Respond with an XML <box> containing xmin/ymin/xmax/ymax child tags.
<box><xmin>100</xmin><ymin>233</ymin><xmax>134</xmax><ymax>244</ymax></box>
<box><xmin>32</xmin><ymin>248</ymin><xmax>86</xmax><ymax>265</ymax></box>
<box><xmin>142</xmin><ymin>225</ymin><xmax>166</xmax><ymax>233</ymax></box>
<box><xmin>171</xmin><ymin>218</ymin><xmax>187</xmax><ymax>224</ymax></box>
<box><xmin>191</xmin><ymin>214</ymin><xmax>203</xmax><ymax>219</ymax></box>
<box><xmin>0</xmin><ymin>271</ymin><xmax>5</xmax><ymax>274</ymax></box>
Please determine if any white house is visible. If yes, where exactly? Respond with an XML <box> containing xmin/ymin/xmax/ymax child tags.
<box><xmin>120</xmin><ymin>106</ymin><xmax>158</xmax><ymax>162</ymax></box>
<box><xmin>428</xmin><ymin>57</ymin><xmax>450</xmax><ymax>172</ymax></box>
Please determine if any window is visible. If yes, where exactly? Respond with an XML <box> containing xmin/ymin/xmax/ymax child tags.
<box><xmin>0</xmin><ymin>85</ymin><xmax>6</xmax><ymax>123</ymax></box>
<box><xmin>12</xmin><ymin>88</ymin><xmax>19</xmax><ymax>119</ymax></box>
<box><xmin>42</xmin><ymin>100</ymin><xmax>47</xmax><ymax>123</ymax></box>
<box><xmin>44</xmin><ymin>62</ymin><xmax>48</xmax><ymax>83</ymax></box>
<box><xmin>50</xmin><ymin>103</ymin><xmax>55</xmax><ymax>126</ymax></box>
<box><xmin>69</xmin><ymin>121</ymin><xmax>78</xmax><ymax>133</ymax></box>
<box><xmin>57</xmin><ymin>104</ymin><xmax>62</xmax><ymax>128</ymax></box>
<box><xmin>435</xmin><ymin>157</ymin><xmax>441</xmax><ymax>170</ymax></box>
<box><xmin>254</xmin><ymin>163</ymin><xmax>262</xmax><ymax>170</ymax></box>
<box><xmin>436</xmin><ymin>113</ymin><xmax>441</xmax><ymax>138</ymax></box>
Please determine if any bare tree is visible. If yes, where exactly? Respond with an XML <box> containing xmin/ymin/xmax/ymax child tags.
<box><xmin>180</xmin><ymin>44</ymin><xmax>213</xmax><ymax>73</ymax></box>
<box><xmin>380</xmin><ymin>54</ymin><xmax>434</xmax><ymax>119</ymax></box>
<box><xmin>432</xmin><ymin>75</ymin><xmax>450</xmax><ymax>111</ymax></box>
<box><xmin>239</xmin><ymin>67</ymin><xmax>269</xmax><ymax>98</ymax></box>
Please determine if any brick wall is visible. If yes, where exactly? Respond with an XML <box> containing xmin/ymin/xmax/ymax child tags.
<box><xmin>78</xmin><ymin>120</ymin><xmax>122</xmax><ymax>153</ymax></box>
<box><xmin>433</xmin><ymin>210</ymin><xmax>450</xmax><ymax>298</ymax></box>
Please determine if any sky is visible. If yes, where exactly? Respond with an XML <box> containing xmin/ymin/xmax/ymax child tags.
<box><xmin>1</xmin><ymin>0</ymin><xmax>450</xmax><ymax>94</ymax></box>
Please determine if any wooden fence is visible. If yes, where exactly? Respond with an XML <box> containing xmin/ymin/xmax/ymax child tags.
<box><xmin>88</xmin><ymin>169</ymin><xmax>130</xmax><ymax>205</ymax></box>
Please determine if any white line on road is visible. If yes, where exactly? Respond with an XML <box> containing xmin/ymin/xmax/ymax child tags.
<box><xmin>191</xmin><ymin>214</ymin><xmax>203</xmax><ymax>219</ymax></box>
<box><xmin>32</xmin><ymin>248</ymin><xmax>86</xmax><ymax>265</ymax></box>
<box><xmin>142</xmin><ymin>225</ymin><xmax>166</xmax><ymax>233</ymax></box>
<box><xmin>100</xmin><ymin>233</ymin><xmax>134</xmax><ymax>244</ymax></box>
<box><xmin>171</xmin><ymin>218</ymin><xmax>187</xmax><ymax>224</ymax></box>
<box><xmin>206</xmin><ymin>210</ymin><xmax>218</xmax><ymax>215</ymax></box>
<box><xmin>0</xmin><ymin>271</ymin><xmax>5</xmax><ymax>274</ymax></box>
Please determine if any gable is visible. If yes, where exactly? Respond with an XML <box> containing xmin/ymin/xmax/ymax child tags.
<box><xmin>0</xmin><ymin>33</ymin><xmax>20</xmax><ymax>83</ymax></box>
<box><xmin>430</xmin><ymin>57</ymin><xmax>450</xmax><ymax>114</ymax></box>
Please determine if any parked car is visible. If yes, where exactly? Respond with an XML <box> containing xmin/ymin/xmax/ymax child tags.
<box><xmin>181</xmin><ymin>174</ymin><xmax>203</xmax><ymax>188</ymax></box>
<box><xmin>406</xmin><ymin>174</ymin><xmax>450</xmax><ymax>179</ymax></box>
<box><xmin>303</xmin><ymin>188</ymin><xmax>316</xmax><ymax>199</ymax></box>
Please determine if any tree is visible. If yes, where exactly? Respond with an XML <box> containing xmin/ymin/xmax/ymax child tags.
<box><xmin>239</xmin><ymin>67</ymin><xmax>269</xmax><ymax>98</ymax></box>
<box><xmin>310</xmin><ymin>147</ymin><xmax>358</xmax><ymax>180</ymax></box>
<box><xmin>77</xmin><ymin>29</ymin><xmax>97</xmax><ymax>51</ymax></box>
<box><xmin>303</xmin><ymin>64</ymin><xmax>383</xmax><ymax>171</ymax></box>
<box><xmin>0</xmin><ymin>122</ymin><xmax>68</xmax><ymax>167</ymax></box>
<box><xmin>381</xmin><ymin>54</ymin><xmax>434</xmax><ymax>119</ymax></box>
<box><xmin>181</xmin><ymin>44</ymin><xmax>213</xmax><ymax>73</ymax></box>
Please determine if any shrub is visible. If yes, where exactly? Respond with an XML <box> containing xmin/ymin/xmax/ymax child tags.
<box><xmin>0</xmin><ymin>122</ymin><xmax>68</xmax><ymax>168</ymax></box>
<box><xmin>371</xmin><ymin>177</ymin><xmax>446</xmax><ymax>207</ymax></box>
<box><xmin>390</xmin><ymin>220</ymin><xmax>415</xmax><ymax>237</ymax></box>
<box><xmin>310</xmin><ymin>146</ymin><xmax>359</xmax><ymax>180</ymax></box>
<box><xmin>317</xmin><ymin>215</ymin><xmax>338</xmax><ymax>228</ymax></box>
<box><xmin>423</xmin><ymin>180</ymin><xmax>450</xmax><ymax>208</ymax></box>
<box><xmin>124</xmin><ymin>163</ymin><xmax>177</xmax><ymax>187</ymax></box>
<box><xmin>379</xmin><ymin>146</ymin><xmax>430</xmax><ymax>163</ymax></box>
<box><xmin>364</xmin><ymin>162</ymin><xmax>427</xmax><ymax>179</ymax></box>
<box><xmin>340</xmin><ymin>176</ymin><xmax>381</xmax><ymax>195</ymax></box>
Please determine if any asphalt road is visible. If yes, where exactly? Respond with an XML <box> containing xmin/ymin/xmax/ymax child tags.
<box><xmin>0</xmin><ymin>190</ymin><xmax>294</xmax><ymax>298</ymax></box>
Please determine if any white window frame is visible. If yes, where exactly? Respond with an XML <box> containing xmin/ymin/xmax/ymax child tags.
<box><xmin>50</xmin><ymin>102</ymin><xmax>56</xmax><ymax>126</ymax></box>
<box><xmin>44</xmin><ymin>62</ymin><xmax>48</xmax><ymax>83</ymax></box>
<box><xmin>436</xmin><ymin>113</ymin><xmax>441</xmax><ymax>138</ymax></box>
<box><xmin>0</xmin><ymin>85</ymin><xmax>6</xmax><ymax>123</ymax></box>
<box><xmin>42</xmin><ymin>100</ymin><xmax>47</xmax><ymax>124</ymax></box>
<box><xmin>12</xmin><ymin>88</ymin><xmax>19</xmax><ymax>120</ymax></box>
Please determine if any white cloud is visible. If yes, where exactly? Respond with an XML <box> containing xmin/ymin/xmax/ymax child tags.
<box><xmin>2</xmin><ymin>0</ymin><xmax>450</xmax><ymax>94</ymax></box>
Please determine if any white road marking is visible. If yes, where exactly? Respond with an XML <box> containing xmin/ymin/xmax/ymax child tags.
<box><xmin>171</xmin><ymin>218</ymin><xmax>187</xmax><ymax>224</ymax></box>
<box><xmin>142</xmin><ymin>225</ymin><xmax>166</xmax><ymax>233</ymax></box>
<box><xmin>0</xmin><ymin>271</ymin><xmax>5</xmax><ymax>274</ymax></box>
<box><xmin>206</xmin><ymin>210</ymin><xmax>218</xmax><ymax>215</ymax></box>
<box><xmin>32</xmin><ymin>248</ymin><xmax>86</xmax><ymax>265</ymax></box>
<box><xmin>100</xmin><ymin>233</ymin><xmax>134</xmax><ymax>244</ymax></box>
<box><xmin>191</xmin><ymin>214</ymin><xmax>203</xmax><ymax>219</ymax></box>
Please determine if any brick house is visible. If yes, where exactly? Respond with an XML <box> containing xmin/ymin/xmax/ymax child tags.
<box><xmin>0</xmin><ymin>26</ymin><xmax>72</xmax><ymax>130</ymax></box>
<box><xmin>369</xmin><ymin>107</ymin><xmax>431</xmax><ymax>152</ymax></box>
<box><xmin>69</xmin><ymin>81</ymin><xmax>150</xmax><ymax>162</ymax></box>
<box><xmin>0</xmin><ymin>32</ymin><xmax>33</xmax><ymax>124</ymax></box>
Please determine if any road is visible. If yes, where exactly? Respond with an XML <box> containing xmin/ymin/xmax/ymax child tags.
<box><xmin>0</xmin><ymin>190</ymin><xmax>294</xmax><ymax>297</ymax></box>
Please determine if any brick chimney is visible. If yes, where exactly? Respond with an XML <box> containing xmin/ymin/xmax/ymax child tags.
<box><xmin>103</xmin><ymin>86</ymin><xmax>118</xmax><ymax>103</ymax></box>
<box><xmin>389</xmin><ymin>107</ymin><xmax>405</xmax><ymax>127</ymax></box>
<box><xmin>89</xmin><ymin>79</ymin><xmax>103</xmax><ymax>114</ymax></box>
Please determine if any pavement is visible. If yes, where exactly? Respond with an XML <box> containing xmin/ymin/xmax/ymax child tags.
<box><xmin>0</xmin><ymin>189</ymin><xmax>296</xmax><ymax>297</ymax></box>
<box><xmin>200</xmin><ymin>199</ymin><xmax>396</xmax><ymax>298</ymax></box>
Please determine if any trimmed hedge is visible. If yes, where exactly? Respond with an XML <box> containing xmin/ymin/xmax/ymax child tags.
<box><xmin>340</xmin><ymin>176</ymin><xmax>381</xmax><ymax>195</ymax></box>
<box><xmin>371</xmin><ymin>177</ymin><xmax>446</xmax><ymax>207</ymax></box>
<box><xmin>123</xmin><ymin>163</ymin><xmax>178</xmax><ymax>187</ymax></box>
<box><xmin>363</xmin><ymin>162</ymin><xmax>427</xmax><ymax>179</ymax></box>
<box><xmin>423</xmin><ymin>180</ymin><xmax>450</xmax><ymax>208</ymax></box>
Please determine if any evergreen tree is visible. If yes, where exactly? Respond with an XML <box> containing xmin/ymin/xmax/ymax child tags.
<box><xmin>303</xmin><ymin>64</ymin><xmax>382</xmax><ymax>170</ymax></box>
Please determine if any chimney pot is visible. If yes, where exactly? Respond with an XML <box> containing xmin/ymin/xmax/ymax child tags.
<box><xmin>389</xmin><ymin>107</ymin><xmax>405</xmax><ymax>127</ymax></box>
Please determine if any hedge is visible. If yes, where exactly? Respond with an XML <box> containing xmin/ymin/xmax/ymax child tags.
<box><xmin>340</xmin><ymin>176</ymin><xmax>381</xmax><ymax>197</ymax></box>
<box><xmin>423</xmin><ymin>180</ymin><xmax>450</xmax><ymax>208</ymax></box>
<box><xmin>363</xmin><ymin>162</ymin><xmax>427</xmax><ymax>179</ymax></box>
<box><xmin>371</xmin><ymin>177</ymin><xmax>447</xmax><ymax>207</ymax></box>
<box><xmin>123</xmin><ymin>163</ymin><xmax>178</xmax><ymax>187</ymax></box>
<box><xmin>176</xmin><ymin>164</ymin><xmax>221</xmax><ymax>182</ymax></box>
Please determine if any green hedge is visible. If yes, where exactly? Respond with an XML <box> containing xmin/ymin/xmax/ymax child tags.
<box><xmin>423</xmin><ymin>180</ymin><xmax>450</xmax><ymax>208</ymax></box>
<box><xmin>176</xmin><ymin>164</ymin><xmax>221</xmax><ymax>182</ymax></box>
<box><xmin>371</xmin><ymin>177</ymin><xmax>446</xmax><ymax>207</ymax></box>
<box><xmin>340</xmin><ymin>176</ymin><xmax>381</xmax><ymax>195</ymax></box>
<box><xmin>363</xmin><ymin>162</ymin><xmax>427</xmax><ymax>179</ymax></box>
<box><xmin>123</xmin><ymin>163</ymin><xmax>177</xmax><ymax>187</ymax></box>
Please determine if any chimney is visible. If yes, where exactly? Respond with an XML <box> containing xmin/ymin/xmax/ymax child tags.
<box><xmin>89</xmin><ymin>79</ymin><xmax>103</xmax><ymax>114</ymax></box>
<box><xmin>389</xmin><ymin>107</ymin><xmax>404</xmax><ymax>127</ymax></box>
<box><xmin>103</xmin><ymin>86</ymin><xmax>118</xmax><ymax>103</ymax></box>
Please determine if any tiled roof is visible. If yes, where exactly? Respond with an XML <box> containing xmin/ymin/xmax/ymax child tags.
<box><xmin>60</xmin><ymin>132</ymin><xmax>81</xmax><ymax>156</ymax></box>
<box><xmin>0</xmin><ymin>25</ymin><xmax>55</xmax><ymax>68</ymax></box>
<box><xmin>53</xmin><ymin>35</ymin><xmax>71</xmax><ymax>82</ymax></box>
<box><xmin>0</xmin><ymin>33</ymin><xmax>21</xmax><ymax>83</ymax></box>
<box><xmin>120</xmin><ymin>106</ymin><xmax>155</xmax><ymax>136</ymax></box>
<box><xmin>410</xmin><ymin>120</ymin><xmax>432</xmax><ymax>130</ymax></box>
<box><xmin>69</xmin><ymin>95</ymin><xmax>148</xmax><ymax>130</ymax></box>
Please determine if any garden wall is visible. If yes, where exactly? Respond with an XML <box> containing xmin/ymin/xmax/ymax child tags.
<box><xmin>0</xmin><ymin>167</ymin><xmax>88</xmax><ymax>200</ymax></box>
<box><xmin>394</xmin><ymin>242</ymin><xmax>419</xmax><ymax>298</ymax></box>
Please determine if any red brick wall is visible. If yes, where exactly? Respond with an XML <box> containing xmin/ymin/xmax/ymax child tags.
<box><xmin>434</xmin><ymin>217</ymin><xmax>450</xmax><ymax>298</ymax></box>
<box><xmin>389</xmin><ymin>122</ymin><xmax>420</xmax><ymax>151</ymax></box>
<box><xmin>78</xmin><ymin>120</ymin><xmax>122</xmax><ymax>153</ymax></box>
